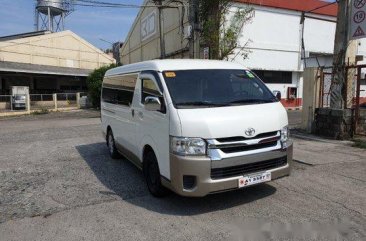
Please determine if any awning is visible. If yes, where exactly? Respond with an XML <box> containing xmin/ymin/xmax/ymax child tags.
<box><xmin>0</xmin><ymin>61</ymin><xmax>92</xmax><ymax>77</ymax></box>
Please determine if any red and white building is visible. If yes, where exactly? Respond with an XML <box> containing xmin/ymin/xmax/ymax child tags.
<box><xmin>230</xmin><ymin>0</ymin><xmax>339</xmax><ymax>108</ymax></box>
<box><xmin>121</xmin><ymin>0</ymin><xmax>366</xmax><ymax>108</ymax></box>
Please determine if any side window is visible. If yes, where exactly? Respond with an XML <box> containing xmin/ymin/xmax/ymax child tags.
<box><xmin>102</xmin><ymin>87</ymin><xmax>118</xmax><ymax>104</ymax></box>
<box><xmin>141</xmin><ymin>78</ymin><xmax>166</xmax><ymax>113</ymax></box>
<box><xmin>102</xmin><ymin>73</ymin><xmax>138</xmax><ymax>106</ymax></box>
<box><xmin>141</xmin><ymin>78</ymin><xmax>161</xmax><ymax>103</ymax></box>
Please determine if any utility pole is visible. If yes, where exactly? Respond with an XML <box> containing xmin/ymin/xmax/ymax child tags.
<box><xmin>189</xmin><ymin>0</ymin><xmax>200</xmax><ymax>59</ymax></box>
<box><xmin>154</xmin><ymin>0</ymin><xmax>166</xmax><ymax>59</ymax></box>
<box><xmin>330</xmin><ymin>0</ymin><xmax>350</xmax><ymax>109</ymax></box>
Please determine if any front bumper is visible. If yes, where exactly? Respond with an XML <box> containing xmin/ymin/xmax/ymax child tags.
<box><xmin>166</xmin><ymin>141</ymin><xmax>293</xmax><ymax>197</ymax></box>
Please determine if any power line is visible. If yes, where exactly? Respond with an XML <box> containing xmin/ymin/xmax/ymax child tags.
<box><xmin>34</xmin><ymin>0</ymin><xmax>186</xmax><ymax>9</ymax></box>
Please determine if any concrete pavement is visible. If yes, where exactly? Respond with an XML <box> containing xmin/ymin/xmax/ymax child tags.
<box><xmin>0</xmin><ymin>110</ymin><xmax>365</xmax><ymax>241</ymax></box>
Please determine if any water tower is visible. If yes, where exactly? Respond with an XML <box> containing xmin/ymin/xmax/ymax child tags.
<box><xmin>34</xmin><ymin>0</ymin><xmax>74</xmax><ymax>32</ymax></box>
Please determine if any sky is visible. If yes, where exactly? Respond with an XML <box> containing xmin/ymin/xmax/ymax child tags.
<box><xmin>0</xmin><ymin>0</ymin><xmax>144</xmax><ymax>50</ymax></box>
<box><xmin>0</xmin><ymin>0</ymin><xmax>336</xmax><ymax>50</ymax></box>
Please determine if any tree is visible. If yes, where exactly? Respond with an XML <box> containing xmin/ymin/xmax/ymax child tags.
<box><xmin>86</xmin><ymin>64</ymin><xmax>117</xmax><ymax>107</ymax></box>
<box><xmin>199</xmin><ymin>0</ymin><xmax>254</xmax><ymax>60</ymax></box>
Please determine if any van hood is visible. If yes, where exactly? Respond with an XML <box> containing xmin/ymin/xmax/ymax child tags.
<box><xmin>175</xmin><ymin>102</ymin><xmax>288</xmax><ymax>139</ymax></box>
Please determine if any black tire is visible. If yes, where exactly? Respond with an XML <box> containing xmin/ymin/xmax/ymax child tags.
<box><xmin>107</xmin><ymin>129</ymin><xmax>120</xmax><ymax>159</ymax></box>
<box><xmin>144</xmin><ymin>151</ymin><xmax>168</xmax><ymax>197</ymax></box>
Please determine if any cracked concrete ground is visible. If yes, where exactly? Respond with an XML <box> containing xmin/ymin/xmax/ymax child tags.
<box><xmin>0</xmin><ymin>110</ymin><xmax>365</xmax><ymax>241</ymax></box>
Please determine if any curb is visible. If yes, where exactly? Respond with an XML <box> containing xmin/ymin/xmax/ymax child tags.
<box><xmin>291</xmin><ymin>133</ymin><xmax>354</xmax><ymax>145</ymax></box>
<box><xmin>0</xmin><ymin>107</ymin><xmax>79</xmax><ymax>118</ymax></box>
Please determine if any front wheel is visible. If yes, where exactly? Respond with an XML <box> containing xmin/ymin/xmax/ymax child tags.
<box><xmin>107</xmin><ymin>129</ymin><xmax>120</xmax><ymax>159</ymax></box>
<box><xmin>144</xmin><ymin>151</ymin><xmax>168</xmax><ymax>197</ymax></box>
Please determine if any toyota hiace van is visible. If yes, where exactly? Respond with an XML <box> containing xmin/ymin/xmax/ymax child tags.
<box><xmin>101</xmin><ymin>60</ymin><xmax>292</xmax><ymax>197</ymax></box>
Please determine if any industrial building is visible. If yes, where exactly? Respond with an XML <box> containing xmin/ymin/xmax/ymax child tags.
<box><xmin>0</xmin><ymin>0</ymin><xmax>115</xmax><ymax>96</ymax></box>
<box><xmin>0</xmin><ymin>30</ymin><xmax>115</xmax><ymax>95</ymax></box>
<box><xmin>120</xmin><ymin>0</ymin><xmax>366</xmax><ymax>108</ymax></box>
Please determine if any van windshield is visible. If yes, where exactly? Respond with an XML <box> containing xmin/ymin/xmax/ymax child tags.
<box><xmin>163</xmin><ymin>69</ymin><xmax>277</xmax><ymax>108</ymax></box>
<box><xmin>14</xmin><ymin>95</ymin><xmax>26</xmax><ymax>101</ymax></box>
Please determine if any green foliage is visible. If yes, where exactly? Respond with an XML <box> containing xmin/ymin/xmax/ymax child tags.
<box><xmin>199</xmin><ymin>0</ymin><xmax>254</xmax><ymax>60</ymax></box>
<box><xmin>352</xmin><ymin>138</ymin><xmax>366</xmax><ymax>149</ymax></box>
<box><xmin>86</xmin><ymin>64</ymin><xmax>117</xmax><ymax>107</ymax></box>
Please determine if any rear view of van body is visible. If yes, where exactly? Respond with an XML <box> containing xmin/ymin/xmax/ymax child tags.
<box><xmin>101</xmin><ymin>60</ymin><xmax>292</xmax><ymax>197</ymax></box>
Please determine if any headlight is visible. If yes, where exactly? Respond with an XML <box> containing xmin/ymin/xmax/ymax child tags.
<box><xmin>170</xmin><ymin>137</ymin><xmax>206</xmax><ymax>156</ymax></box>
<box><xmin>281</xmin><ymin>126</ymin><xmax>290</xmax><ymax>142</ymax></box>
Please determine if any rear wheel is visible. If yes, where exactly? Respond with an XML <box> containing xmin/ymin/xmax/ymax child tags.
<box><xmin>144</xmin><ymin>151</ymin><xmax>168</xmax><ymax>197</ymax></box>
<box><xmin>107</xmin><ymin>129</ymin><xmax>120</xmax><ymax>159</ymax></box>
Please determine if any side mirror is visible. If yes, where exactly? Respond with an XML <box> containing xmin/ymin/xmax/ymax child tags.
<box><xmin>273</xmin><ymin>90</ymin><xmax>281</xmax><ymax>100</ymax></box>
<box><xmin>144</xmin><ymin>96</ymin><xmax>161</xmax><ymax>111</ymax></box>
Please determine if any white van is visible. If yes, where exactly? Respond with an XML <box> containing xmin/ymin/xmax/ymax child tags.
<box><xmin>101</xmin><ymin>60</ymin><xmax>292</xmax><ymax>197</ymax></box>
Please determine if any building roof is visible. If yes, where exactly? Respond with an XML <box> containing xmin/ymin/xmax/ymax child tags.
<box><xmin>0</xmin><ymin>61</ymin><xmax>91</xmax><ymax>77</ymax></box>
<box><xmin>235</xmin><ymin>0</ymin><xmax>338</xmax><ymax>17</ymax></box>
<box><xmin>106</xmin><ymin>59</ymin><xmax>248</xmax><ymax>76</ymax></box>
<box><xmin>0</xmin><ymin>31</ymin><xmax>51</xmax><ymax>42</ymax></box>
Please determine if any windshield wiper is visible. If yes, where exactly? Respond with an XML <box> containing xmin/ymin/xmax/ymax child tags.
<box><xmin>176</xmin><ymin>101</ymin><xmax>229</xmax><ymax>107</ymax></box>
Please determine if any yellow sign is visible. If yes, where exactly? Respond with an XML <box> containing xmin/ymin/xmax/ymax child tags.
<box><xmin>165</xmin><ymin>72</ymin><xmax>176</xmax><ymax>78</ymax></box>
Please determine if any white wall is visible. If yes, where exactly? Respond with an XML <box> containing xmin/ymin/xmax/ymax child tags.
<box><xmin>227</xmin><ymin>4</ymin><xmax>336</xmax><ymax>104</ymax></box>
<box><xmin>303</xmin><ymin>17</ymin><xmax>336</xmax><ymax>54</ymax></box>
<box><xmin>230</xmin><ymin>5</ymin><xmax>336</xmax><ymax>71</ymax></box>
<box><xmin>231</xmin><ymin>6</ymin><xmax>301</xmax><ymax>71</ymax></box>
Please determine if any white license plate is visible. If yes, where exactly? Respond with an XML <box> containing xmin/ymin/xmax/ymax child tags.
<box><xmin>238</xmin><ymin>171</ymin><xmax>271</xmax><ymax>188</ymax></box>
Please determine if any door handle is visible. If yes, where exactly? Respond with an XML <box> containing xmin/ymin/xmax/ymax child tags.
<box><xmin>131</xmin><ymin>109</ymin><xmax>135</xmax><ymax>117</ymax></box>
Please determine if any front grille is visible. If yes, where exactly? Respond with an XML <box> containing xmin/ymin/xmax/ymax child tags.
<box><xmin>216</xmin><ymin>131</ymin><xmax>278</xmax><ymax>143</ymax></box>
<box><xmin>219</xmin><ymin>141</ymin><xmax>278</xmax><ymax>154</ymax></box>
<box><xmin>211</xmin><ymin>156</ymin><xmax>287</xmax><ymax>179</ymax></box>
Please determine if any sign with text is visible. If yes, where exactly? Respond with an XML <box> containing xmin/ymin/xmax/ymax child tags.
<box><xmin>351</xmin><ymin>0</ymin><xmax>366</xmax><ymax>39</ymax></box>
<box><xmin>141</xmin><ymin>11</ymin><xmax>157</xmax><ymax>41</ymax></box>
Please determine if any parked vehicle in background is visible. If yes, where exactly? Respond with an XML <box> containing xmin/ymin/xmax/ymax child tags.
<box><xmin>11</xmin><ymin>86</ymin><xmax>29</xmax><ymax>110</ymax></box>
<box><xmin>12</xmin><ymin>95</ymin><xmax>26</xmax><ymax>109</ymax></box>
<box><xmin>100</xmin><ymin>60</ymin><xmax>293</xmax><ymax>197</ymax></box>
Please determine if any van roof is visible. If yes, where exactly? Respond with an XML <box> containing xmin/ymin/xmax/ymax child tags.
<box><xmin>106</xmin><ymin>59</ymin><xmax>248</xmax><ymax>76</ymax></box>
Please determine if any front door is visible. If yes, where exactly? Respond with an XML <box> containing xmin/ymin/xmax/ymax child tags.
<box><xmin>134</xmin><ymin>72</ymin><xmax>171</xmax><ymax>179</ymax></box>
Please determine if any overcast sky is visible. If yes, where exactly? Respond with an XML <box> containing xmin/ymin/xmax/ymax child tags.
<box><xmin>0</xmin><ymin>0</ymin><xmax>335</xmax><ymax>50</ymax></box>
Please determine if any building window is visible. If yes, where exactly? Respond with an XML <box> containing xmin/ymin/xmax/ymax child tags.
<box><xmin>253</xmin><ymin>70</ymin><xmax>292</xmax><ymax>84</ymax></box>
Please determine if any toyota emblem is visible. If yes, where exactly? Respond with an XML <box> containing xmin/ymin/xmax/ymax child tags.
<box><xmin>245</xmin><ymin>128</ymin><xmax>256</xmax><ymax>137</ymax></box>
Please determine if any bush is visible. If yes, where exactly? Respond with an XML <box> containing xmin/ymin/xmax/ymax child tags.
<box><xmin>86</xmin><ymin>64</ymin><xmax>117</xmax><ymax>107</ymax></box>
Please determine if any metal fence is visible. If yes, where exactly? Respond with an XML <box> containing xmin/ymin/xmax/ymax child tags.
<box><xmin>56</xmin><ymin>93</ymin><xmax>77</xmax><ymax>108</ymax></box>
<box><xmin>0</xmin><ymin>95</ymin><xmax>12</xmax><ymax>112</ymax></box>
<box><xmin>318</xmin><ymin>66</ymin><xmax>366</xmax><ymax>135</ymax></box>
<box><xmin>30</xmin><ymin>94</ymin><xmax>55</xmax><ymax>110</ymax></box>
<box><xmin>0</xmin><ymin>92</ymin><xmax>86</xmax><ymax>113</ymax></box>
<box><xmin>319</xmin><ymin>67</ymin><xmax>333</xmax><ymax>108</ymax></box>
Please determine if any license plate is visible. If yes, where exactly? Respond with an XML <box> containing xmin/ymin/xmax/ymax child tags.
<box><xmin>238</xmin><ymin>171</ymin><xmax>271</xmax><ymax>188</ymax></box>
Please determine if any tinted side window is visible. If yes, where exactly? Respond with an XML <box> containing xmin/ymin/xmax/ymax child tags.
<box><xmin>102</xmin><ymin>88</ymin><xmax>117</xmax><ymax>104</ymax></box>
<box><xmin>102</xmin><ymin>73</ymin><xmax>138</xmax><ymax>106</ymax></box>
<box><xmin>141</xmin><ymin>78</ymin><xmax>161</xmax><ymax>103</ymax></box>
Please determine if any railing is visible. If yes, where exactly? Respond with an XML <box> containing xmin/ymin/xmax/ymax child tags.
<box><xmin>0</xmin><ymin>92</ymin><xmax>87</xmax><ymax>113</ymax></box>
<box><xmin>56</xmin><ymin>93</ymin><xmax>77</xmax><ymax>108</ymax></box>
<box><xmin>30</xmin><ymin>94</ymin><xmax>55</xmax><ymax>110</ymax></box>
<box><xmin>0</xmin><ymin>95</ymin><xmax>12</xmax><ymax>112</ymax></box>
